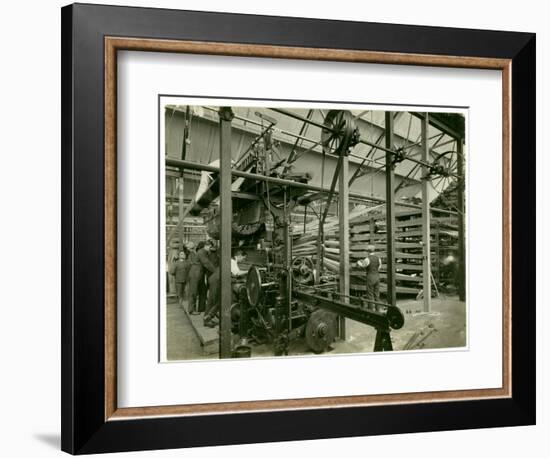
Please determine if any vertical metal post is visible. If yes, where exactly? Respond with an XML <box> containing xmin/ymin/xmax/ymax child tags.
<box><xmin>178</xmin><ymin>177</ymin><xmax>185</xmax><ymax>249</ymax></box>
<box><xmin>421</xmin><ymin>113</ymin><xmax>432</xmax><ymax>312</ymax></box>
<box><xmin>218</xmin><ymin>107</ymin><xmax>234</xmax><ymax>358</ymax></box>
<box><xmin>178</xmin><ymin>106</ymin><xmax>190</xmax><ymax>251</ymax></box>
<box><xmin>435</xmin><ymin>221</ymin><xmax>441</xmax><ymax>287</ymax></box>
<box><xmin>385</xmin><ymin>112</ymin><xmax>396</xmax><ymax>307</ymax></box>
<box><xmin>456</xmin><ymin>138</ymin><xmax>466</xmax><ymax>302</ymax></box>
<box><xmin>284</xmin><ymin>190</ymin><xmax>292</xmax><ymax>352</ymax></box>
<box><xmin>167</xmin><ymin>178</ymin><xmax>176</xmax><ymax>295</ymax></box>
<box><xmin>338</xmin><ymin>155</ymin><xmax>349</xmax><ymax>340</ymax></box>
<box><xmin>180</xmin><ymin>106</ymin><xmax>190</xmax><ymax>160</ymax></box>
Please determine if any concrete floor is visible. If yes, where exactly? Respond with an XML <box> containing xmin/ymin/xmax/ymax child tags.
<box><xmin>166</xmin><ymin>298</ymin><xmax>218</xmax><ymax>361</ymax></box>
<box><xmin>166</xmin><ymin>295</ymin><xmax>466</xmax><ymax>361</ymax></box>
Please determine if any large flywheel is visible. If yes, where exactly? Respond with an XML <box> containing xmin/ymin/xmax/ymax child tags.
<box><xmin>305</xmin><ymin>310</ymin><xmax>337</xmax><ymax>354</ymax></box>
<box><xmin>321</xmin><ymin>110</ymin><xmax>360</xmax><ymax>157</ymax></box>
<box><xmin>246</xmin><ymin>266</ymin><xmax>265</xmax><ymax>307</ymax></box>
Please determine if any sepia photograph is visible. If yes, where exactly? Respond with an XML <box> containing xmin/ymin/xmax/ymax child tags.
<box><xmin>57</xmin><ymin>3</ymin><xmax>536</xmax><ymax>453</ymax></box>
<box><xmin>161</xmin><ymin>99</ymin><xmax>467</xmax><ymax>361</ymax></box>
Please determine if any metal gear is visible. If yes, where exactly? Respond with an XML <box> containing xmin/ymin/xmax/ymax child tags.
<box><xmin>305</xmin><ymin>310</ymin><xmax>337</xmax><ymax>354</ymax></box>
<box><xmin>291</xmin><ymin>256</ymin><xmax>315</xmax><ymax>286</ymax></box>
<box><xmin>428</xmin><ymin>150</ymin><xmax>455</xmax><ymax>178</ymax></box>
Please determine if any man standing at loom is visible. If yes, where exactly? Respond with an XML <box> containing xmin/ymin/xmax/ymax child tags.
<box><xmin>357</xmin><ymin>245</ymin><xmax>381</xmax><ymax>311</ymax></box>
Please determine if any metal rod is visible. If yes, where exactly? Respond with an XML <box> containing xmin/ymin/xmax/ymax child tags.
<box><xmin>203</xmin><ymin>105</ymin><xmax>418</xmax><ymax>158</ymax></box>
<box><xmin>401</xmin><ymin>132</ymin><xmax>445</xmax><ymax>151</ymax></box>
<box><xmin>395</xmin><ymin>163</ymin><xmax>420</xmax><ymax>193</ymax></box>
<box><xmin>319</xmin><ymin>154</ymin><xmax>345</xmax><ymax>225</ymax></box>
<box><xmin>218</xmin><ymin>107</ymin><xmax>233</xmax><ymax>359</ymax></box>
<box><xmin>234</xmin><ymin>124</ymin><xmax>271</xmax><ymax>167</ymax></box>
<box><xmin>338</xmin><ymin>154</ymin><xmax>350</xmax><ymax>340</ymax></box>
<box><xmin>421</xmin><ymin>113</ymin><xmax>432</xmax><ymax>312</ymax></box>
<box><xmin>165</xmin><ymin>157</ymin><xmax>459</xmax><ymax>215</ymax></box>
<box><xmin>385</xmin><ymin>112</ymin><xmax>397</xmax><ymax>307</ymax></box>
<box><xmin>204</xmin><ymin>105</ymin><xmax>320</xmax><ymax>147</ymax></box>
<box><xmin>177</xmin><ymin>177</ymin><xmax>185</xmax><ymax>250</ymax></box>
<box><xmin>270</xmin><ymin>107</ymin><xmax>327</xmax><ymax>131</ymax></box>
<box><xmin>269</xmin><ymin>107</ymin><xmax>447</xmax><ymax>171</ymax></box>
<box><xmin>457</xmin><ymin>138</ymin><xmax>466</xmax><ymax>301</ymax></box>
<box><xmin>271</xmin><ymin>108</ymin><xmax>394</xmax><ymax>155</ymax></box>
<box><xmin>294</xmin><ymin>290</ymin><xmax>397</xmax><ymax>329</ymax></box>
<box><xmin>204</xmin><ymin>106</ymin><xmax>458</xmax><ymax>178</ymax></box>
<box><xmin>348</xmin><ymin>131</ymin><xmax>386</xmax><ymax>186</ymax></box>
<box><xmin>285</xmin><ymin>109</ymin><xmax>313</xmax><ymax>166</ymax></box>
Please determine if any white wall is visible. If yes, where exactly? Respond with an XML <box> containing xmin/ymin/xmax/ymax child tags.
<box><xmin>0</xmin><ymin>0</ymin><xmax>545</xmax><ymax>456</ymax></box>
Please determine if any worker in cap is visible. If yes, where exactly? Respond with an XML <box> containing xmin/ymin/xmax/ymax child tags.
<box><xmin>357</xmin><ymin>245</ymin><xmax>381</xmax><ymax>311</ymax></box>
<box><xmin>186</xmin><ymin>240</ymin><xmax>206</xmax><ymax>315</ymax></box>
<box><xmin>169</xmin><ymin>250</ymin><xmax>189</xmax><ymax>308</ymax></box>
<box><xmin>193</xmin><ymin>240</ymin><xmax>218</xmax><ymax>318</ymax></box>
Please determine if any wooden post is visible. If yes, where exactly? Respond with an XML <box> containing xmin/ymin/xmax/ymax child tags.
<box><xmin>338</xmin><ymin>155</ymin><xmax>349</xmax><ymax>340</ymax></box>
<box><xmin>421</xmin><ymin>113</ymin><xmax>432</xmax><ymax>312</ymax></box>
<box><xmin>385</xmin><ymin>112</ymin><xmax>396</xmax><ymax>307</ymax></box>
<box><xmin>457</xmin><ymin>138</ymin><xmax>466</xmax><ymax>302</ymax></box>
<box><xmin>218</xmin><ymin>107</ymin><xmax>234</xmax><ymax>358</ymax></box>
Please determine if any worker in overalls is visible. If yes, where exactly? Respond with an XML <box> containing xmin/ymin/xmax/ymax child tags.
<box><xmin>201</xmin><ymin>241</ymin><xmax>220</xmax><ymax>327</ymax></box>
<box><xmin>185</xmin><ymin>241</ymin><xmax>204</xmax><ymax>315</ymax></box>
<box><xmin>357</xmin><ymin>245</ymin><xmax>381</xmax><ymax>311</ymax></box>
<box><xmin>169</xmin><ymin>250</ymin><xmax>189</xmax><ymax>308</ymax></box>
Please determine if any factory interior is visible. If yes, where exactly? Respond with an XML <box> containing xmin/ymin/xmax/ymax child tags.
<box><xmin>164</xmin><ymin>105</ymin><xmax>466</xmax><ymax>360</ymax></box>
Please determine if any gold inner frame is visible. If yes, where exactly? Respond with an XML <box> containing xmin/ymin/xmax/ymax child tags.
<box><xmin>104</xmin><ymin>37</ymin><xmax>512</xmax><ymax>421</ymax></box>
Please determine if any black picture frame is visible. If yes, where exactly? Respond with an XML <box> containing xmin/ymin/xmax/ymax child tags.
<box><xmin>61</xmin><ymin>3</ymin><xmax>536</xmax><ymax>454</ymax></box>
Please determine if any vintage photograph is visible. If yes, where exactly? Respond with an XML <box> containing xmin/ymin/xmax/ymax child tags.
<box><xmin>162</xmin><ymin>101</ymin><xmax>466</xmax><ymax>361</ymax></box>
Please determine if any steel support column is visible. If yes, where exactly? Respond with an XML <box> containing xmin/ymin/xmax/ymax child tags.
<box><xmin>457</xmin><ymin>138</ymin><xmax>466</xmax><ymax>301</ymax></box>
<box><xmin>385</xmin><ymin>112</ymin><xmax>396</xmax><ymax>307</ymax></box>
<box><xmin>178</xmin><ymin>177</ymin><xmax>185</xmax><ymax>250</ymax></box>
<box><xmin>338</xmin><ymin>155</ymin><xmax>349</xmax><ymax>340</ymax></box>
<box><xmin>179</xmin><ymin>106</ymin><xmax>190</xmax><ymax>250</ymax></box>
<box><xmin>421</xmin><ymin>113</ymin><xmax>432</xmax><ymax>312</ymax></box>
<box><xmin>218</xmin><ymin>107</ymin><xmax>234</xmax><ymax>358</ymax></box>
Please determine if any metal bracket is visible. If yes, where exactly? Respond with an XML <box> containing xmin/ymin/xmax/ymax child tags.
<box><xmin>428</xmin><ymin>163</ymin><xmax>449</xmax><ymax>177</ymax></box>
<box><xmin>390</xmin><ymin>146</ymin><xmax>406</xmax><ymax>167</ymax></box>
<box><xmin>218</xmin><ymin>106</ymin><xmax>235</xmax><ymax>122</ymax></box>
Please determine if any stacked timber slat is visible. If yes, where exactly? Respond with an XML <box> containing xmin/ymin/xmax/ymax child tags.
<box><xmin>291</xmin><ymin>204</ymin><xmax>459</xmax><ymax>297</ymax></box>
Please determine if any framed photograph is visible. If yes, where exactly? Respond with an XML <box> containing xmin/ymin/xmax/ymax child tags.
<box><xmin>61</xmin><ymin>3</ymin><xmax>536</xmax><ymax>454</ymax></box>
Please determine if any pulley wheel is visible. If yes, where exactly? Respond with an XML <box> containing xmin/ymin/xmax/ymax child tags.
<box><xmin>386</xmin><ymin>305</ymin><xmax>405</xmax><ymax>330</ymax></box>
<box><xmin>246</xmin><ymin>266</ymin><xmax>264</xmax><ymax>307</ymax></box>
<box><xmin>305</xmin><ymin>310</ymin><xmax>337</xmax><ymax>354</ymax></box>
<box><xmin>321</xmin><ymin>110</ymin><xmax>359</xmax><ymax>156</ymax></box>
